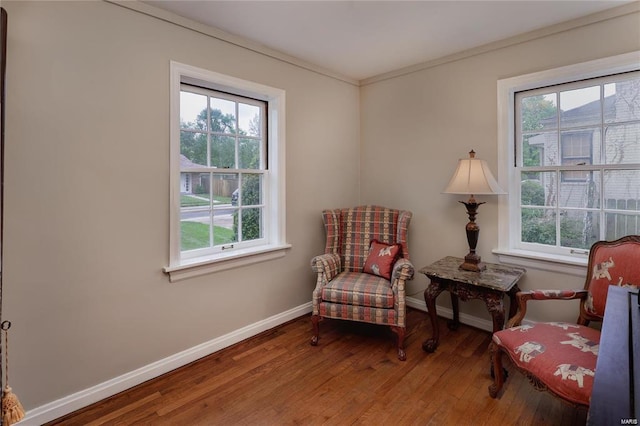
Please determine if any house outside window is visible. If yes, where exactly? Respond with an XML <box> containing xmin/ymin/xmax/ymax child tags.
<box><xmin>165</xmin><ymin>62</ymin><xmax>289</xmax><ymax>281</ymax></box>
<box><xmin>560</xmin><ymin>131</ymin><xmax>593</xmax><ymax>182</ymax></box>
<box><xmin>497</xmin><ymin>53</ymin><xmax>640</xmax><ymax>270</ymax></box>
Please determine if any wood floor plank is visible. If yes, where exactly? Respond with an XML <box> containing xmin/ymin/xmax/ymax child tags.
<box><xmin>46</xmin><ymin>309</ymin><xmax>588</xmax><ymax>425</ymax></box>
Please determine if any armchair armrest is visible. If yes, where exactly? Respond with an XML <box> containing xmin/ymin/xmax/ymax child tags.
<box><xmin>392</xmin><ymin>258</ymin><xmax>414</xmax><ymax>282</ymax></box>
<box><xmin>311</xmin><ymin>253</ymin><xmax>342</xmax><ymax>283</ymax></box>
<box><xmin>506</xmin><ymin>289</ymin><xmax>589</xmax><ymax>328</ymax></box>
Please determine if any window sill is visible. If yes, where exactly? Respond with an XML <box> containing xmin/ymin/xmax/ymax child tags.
<box><xmin>164</xmin><ymin>243</ymin><xmax>292</xmax><ymax>282</ymax></box>
<box><xmin>492</xmin><ymin>248</ymin><xmax>588</xmax><ymax>277</ymax></box>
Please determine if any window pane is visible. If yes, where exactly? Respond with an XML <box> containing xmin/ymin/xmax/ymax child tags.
<box><xmin>210</xmin><ymin>98</ymin><xmax>236</xmax><ymax>134</ymax></box>
<box><xmin>604</xmin><ymin>79</ymin><xmax>640</xmax><ymax>123</ymax></box>
<box><xmin>522</xmin><ymin>133</ymin><xmax>557</xmax><ymax>166</ymax></box>
<box><xmin>180</xmin><ymin>172</ymin><xmax>209</xmax><ymax>203</ymax></box>
<box><xmin>560</xmin><ymin>209</ymin><xmax>599</xmax><ymax>250</ymax></box>
<box><xmin>211</xmin><ymin>135</ymin><xmax>235</xmax><ymax>168</ymax></box>
<box><xmin>211</xmin><ymin>173</ymin><xmax>237</xmax><ymax>205</ymax></box>
<box><xmin>208</xmin><ymin>173</ymin><xmax>238</xmax><ymax>246</ymax></box>
<box><xmin>239</xmin><ymin>103</ymin><xmax>261</xmax><ymax>136</ymax></box>
<box><xmin>521</xmin><ymin>208</ymin><xmax>556</xmax><ymax>245</ymax></box>
<box><xmin>521</xmin><ymin>172</ymin><xmax>555</xmax><ymax>207</ymax></box>
<box><xmin>180</xmin><ymin>92</ymin><xmax>207</xmax><ymax>131</ymax></box>
<box><xmin>521</xmin><ymin>94</ymin><xmax>557</xmax><ymax>131</ymax></box>
<box><xmin>604</xmin><ymin>123</ymin><xmax>640</xmax><ymax>165</ymax></box>
<box><xmin>180</xmin><ymin>169</ymin><xmax>212</xmax><ymax>251</ymax></box>
<box><xmin>561</xmin><ymin>129</ymin><xmax>600</xmax><ymax>170</ymax></box>
<box><xmin>606</xmin><ymin>212</ymin><xmax>640</xmax><ymax>240</ymax></box>
<box><xmin>241</xmin><ymin>174</ymin><xmax>262</xmax><ymax>206</ymax></box>
<box><xmin>213</xmin><ymin>209</ymin><xmax>237</xmax><ymax>246</ymax></box>
<box><xmin>561</xmin><ymin>130</ymin><xmax>594</xmax><ymax>160</ymax></box>
<box><xmin>240</xmin><ymin>208</ymin><xmax>263</xmax><ymax>241</ymax></box>
<box><xmin>180</xmin><ymin>131</ymin><xmax>207</xmax><ymax>166</ymax></box>
<box><xmin>604</xmin><ymin>170</ymin><xmax>640</xmax><ymax>210</ymax></box>
<box><xmin>239</xmin><ymin>138</ymin><xmax>260</xmax><ymax>169</ymax></box>
<box><xmin>560</xmin><ymin>86</ymin><xmax>601</xmax><ymax>128</ymax></box>
<box><xmin>559</xmin><ymin>171</ymin><xmax>600</xmax><ymax>209</ymax></box>
<box><xmin>181</xmin><ymin>216</ymin><xmax>211</xmax><ymax>251</ymax></box>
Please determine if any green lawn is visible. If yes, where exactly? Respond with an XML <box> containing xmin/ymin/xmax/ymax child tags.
<box><xmin>181</xmin><ymin>194</ymin><xmax>232</xmax><ymax>207</ymax></box>
<box><xmin>181</xmin><ymin>221</ymin><xmax>236</xmax><ymax>250</ymax></box>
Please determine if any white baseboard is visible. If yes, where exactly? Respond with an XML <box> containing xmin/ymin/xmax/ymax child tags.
<box><xmin>406</xmin><ymin>296</ymin><xmax>494</xmax><ymax>332</ymax></box>
<box><xmin>21</xmin><ymin>302</ymin><xmax>313</xmax><ymax>426</ymax></box>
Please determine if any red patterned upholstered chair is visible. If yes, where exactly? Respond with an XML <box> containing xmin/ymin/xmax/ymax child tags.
<box><xmin>488</xmin><ymin>235</ymin><xmax>640</xmax><ymax>408</ymax></box>
<box><xmin>310</xmin><ymin>205</ymin><xmax>414</xmax><ymax>360</ymax></box>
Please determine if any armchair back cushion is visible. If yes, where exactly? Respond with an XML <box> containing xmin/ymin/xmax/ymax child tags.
<box><xmin>584</xmin><ymin>237</ymin><xmax>640</xmax><ymax>319</ymax></box>
<box><xmin>323</xmin><ymin>205</ymin><xmax>411</xmax><ymax>273</ymax></box>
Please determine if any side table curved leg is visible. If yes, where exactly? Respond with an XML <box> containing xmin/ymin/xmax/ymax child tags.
<box><xmin>485</xmin><ymin>292</ymin><xmax>506</xmax><ymax>333</ymax></box>
<box><xmin>422</xmin><ymin>281</ymin><xmax>443</xmax><ymax>353</ymax></box>
<box><xmin>447</xmin><ymin>293</ymin><xmax>460</xmax><ymax>330</ymax></box>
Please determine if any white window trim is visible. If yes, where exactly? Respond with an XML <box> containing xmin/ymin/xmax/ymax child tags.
<box><xmin>494</xmin><ymin>51</ymin><xmax>640</xmax><ymax>275</ymax></box>
<box><xmin>164</xmin><ymin>61</ymin><xmax>290</xmax><ymax>282</ymax></box>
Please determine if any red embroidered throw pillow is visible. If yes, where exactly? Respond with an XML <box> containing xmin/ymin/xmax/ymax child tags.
<box><xmin>362</xmin><ymin>239</ymin><xmax>403</xmax><ymax>280</ymax></box>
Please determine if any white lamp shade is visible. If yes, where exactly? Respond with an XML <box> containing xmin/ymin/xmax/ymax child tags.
<box><xmin>444</xmin><ymin>153</ymin><xmax>505</xmax><ymax>195</ymax></box>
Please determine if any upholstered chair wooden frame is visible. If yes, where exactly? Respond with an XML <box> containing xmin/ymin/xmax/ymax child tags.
<box><xmin>310</xmin><ymin>205</ymin><xmax>414</xmax><ymax>361</ymax></box>
<box><xmin>488</xmin><ymin>235</ymin><xmax>640</xmax><ymax>408</ymax></box>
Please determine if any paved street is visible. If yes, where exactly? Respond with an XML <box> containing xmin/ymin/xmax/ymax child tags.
<box><xmin>181</xmin><ymin>206</ymin><xmax>234</xmax><ymax>228</ymax></box>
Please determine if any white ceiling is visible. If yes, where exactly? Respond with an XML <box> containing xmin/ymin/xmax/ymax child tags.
<box><xmin>144</xmin><ymin>0</ymin><xmax>633</xmax><ymax>81</ymax></box>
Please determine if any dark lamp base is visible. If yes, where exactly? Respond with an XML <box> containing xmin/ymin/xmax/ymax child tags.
<box><xmin>459</xmin><ymin>253</ymin><xmax>486</xmax><ymax>272</ymax></box>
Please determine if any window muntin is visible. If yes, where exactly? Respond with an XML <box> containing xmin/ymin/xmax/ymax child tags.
<box><xmin>179</xmin><ymin>85</ymin><xmax>267</xmax><ymax>259</ymax></box>
<box><xmin>515</xmin><ymin>72</ymin><xmax>640</xmax><ymax>254</ymax></box>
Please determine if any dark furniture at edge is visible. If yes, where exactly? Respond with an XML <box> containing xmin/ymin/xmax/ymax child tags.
<box><xmin>587</xmin><ymin>286</ymin><xmax>639</xmax><ymax>425</ymax></box>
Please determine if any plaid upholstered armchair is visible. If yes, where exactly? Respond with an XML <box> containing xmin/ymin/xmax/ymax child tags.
<box><xmin>310</xmin><ymin>205</ymin><xmax>414</xmax><ymax>360</ymax></box>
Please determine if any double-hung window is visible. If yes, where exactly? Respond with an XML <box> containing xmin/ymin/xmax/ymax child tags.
<box><xmin>497</xmin><ymin>53</ymin><xmax>640</xmax><ymax>270</ymax></box>
<box><xmin>165</xmin><ymin>62</ymin><xmax>288</xmax><ymax>281</ymax></box>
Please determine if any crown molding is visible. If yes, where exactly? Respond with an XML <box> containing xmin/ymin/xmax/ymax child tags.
<box><xmin>104</xmin><ymin>0</ymin><xmax>360</xmax><ymax>87</ymax></box>
<box><xmin>106</xmin><ymin>1</ymin><xmax>639</xmax><ymax>89</ymax></box>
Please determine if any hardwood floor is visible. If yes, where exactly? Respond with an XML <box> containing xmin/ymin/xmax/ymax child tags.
<box><xmin>47</xmin><ymin>309</ymin><xmax>588</xmax><ymax>425</ymax></box>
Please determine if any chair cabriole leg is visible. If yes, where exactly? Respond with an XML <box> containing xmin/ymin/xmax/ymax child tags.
<box><xmin>488</xmin><ymin>342</ymin><xmax>505</xmax><ymax>398</ymax></box>
<box><xmin>390</xmin><ymin>326</ymin><xmax>406</xmax><ymax>361</ymax></box>
<box><xmin>310</xmin><ymin>314</ymin><xmax>320</xmax><ymax>346</ymax></box>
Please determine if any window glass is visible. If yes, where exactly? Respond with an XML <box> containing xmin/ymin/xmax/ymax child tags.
<box><xmin>180</xmin><ymin>92</ymin><xmax>207</xmax><ymax>131</ymax></box>
<box><xmin>605</xmin><ymin>123</ymin><xmax>640</xmax><ymax>165</ymax></box>
<box><xmin>515</xmin><ymin>73</ymin><xmax>640</xmax><ymax>254</ymax></box>
<box><xmin>179</xmin><ymin>85</ymin><xmax>267</xmax><ymax>258</ymax></box>
<box><xmin>560</xmin><ymin>86</ymin><xmax>601</xmax><ymax>128</ymax></box>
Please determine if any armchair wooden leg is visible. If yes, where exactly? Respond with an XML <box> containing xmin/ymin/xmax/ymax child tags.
<box><xmin>310</xmin><ymin>314</ymin><xmax>320</xmax><ymax>346</ymax></box>
<box><xmin>390</xmin><ymin>326</ymin><xmax>406</xmax><ymax>361</ymax></box>
<box><xmin>488</xmin><ymin>342</ymin><xmax>505</xmax><ymax>398</ymax></box>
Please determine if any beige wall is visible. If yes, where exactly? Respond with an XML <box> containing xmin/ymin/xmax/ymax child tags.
<box><xmin>2</xmin><ymin>0</ymin><xmax>639</xmax><ymax>417</ymax></box>
<box><xmin>360</xmin><ymin>8</ymin><xmax>640</xmax><ymax>321</ymax></box>
<box><xmin>2</xmin><ymin>1</ymin><xmax>359</xmax><ymax>410</ymax></box>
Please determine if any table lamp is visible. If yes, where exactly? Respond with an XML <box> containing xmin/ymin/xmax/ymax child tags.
<box><xmin>444</xmin><ymin>150</ymin><xmax>505</xmax><ymax>272</ymax></box>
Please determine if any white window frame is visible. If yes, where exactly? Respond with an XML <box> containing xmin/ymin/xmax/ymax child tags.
<box><xmin>494</xmin><ymin>51</ymin><xmax>640</xmax><ymax>276</ymax></box>
<box><xmin>164</xmin><ymin>61</ymin><xmax>290</xmax><ymax>282</ymax></box>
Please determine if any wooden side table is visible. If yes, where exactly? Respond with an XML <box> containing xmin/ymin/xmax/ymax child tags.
<box><xmin>419</xmin><ymin>256</ymin><xmax>526</xmax><ymax>352</ymax></box>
